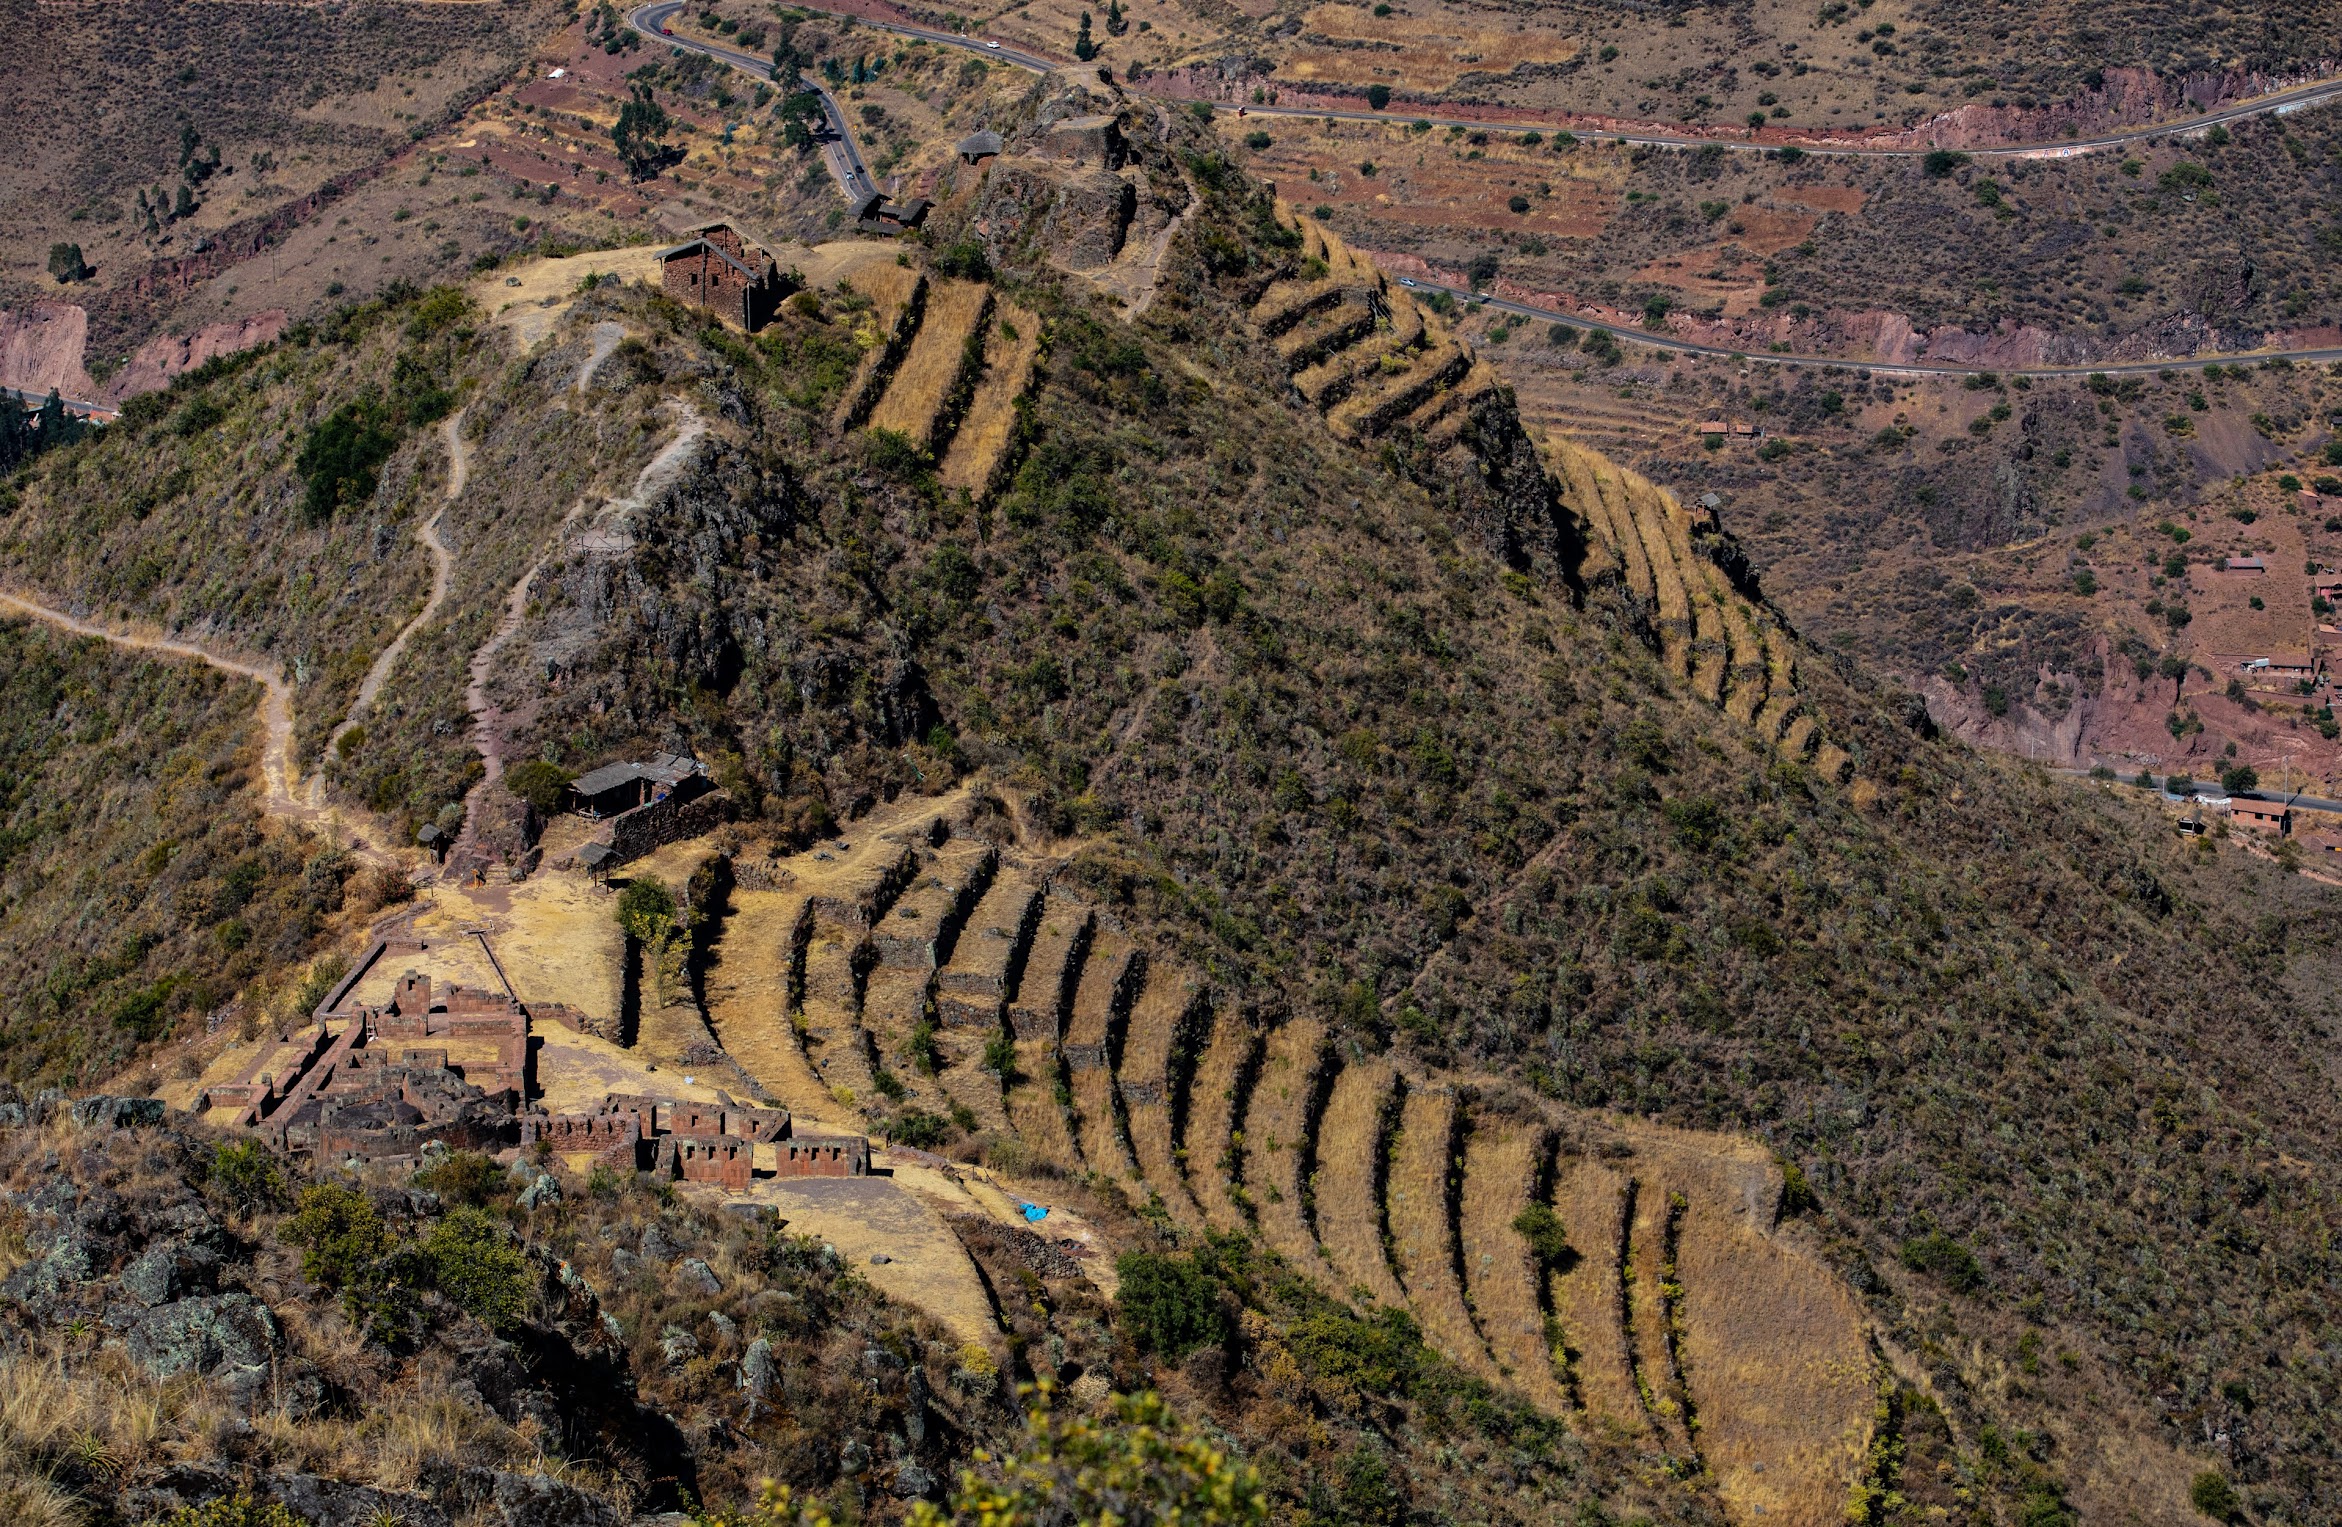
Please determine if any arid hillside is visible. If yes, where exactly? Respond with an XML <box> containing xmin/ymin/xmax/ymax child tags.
<box><xmin>2</xmin><ymin>53</ymin><xmax>2341</xmax><ymax>1527</ymax></box>
<box><xmin>2</xmin><ymin>0</ymin><xmax>571</xmax><ymax>373</ymax></box>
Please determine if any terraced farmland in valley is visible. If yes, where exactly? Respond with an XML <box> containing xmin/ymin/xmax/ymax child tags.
<box><xmin>684</xmin><ymin>792</ymin><xmax>1875</xmax><ymax>1519</ymax></box>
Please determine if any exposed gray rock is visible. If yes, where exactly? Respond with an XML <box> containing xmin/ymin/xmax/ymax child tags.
<box><xmin>739</xmin><ymin>1336</ymin><xmax>776</xmax><ymax>1398</ymax></box>
<box><xmin>893</xmin><ymin>1459</ymin><xmax>937</xmax><ymax>1499</ymax></box>
<box><xmin>706</xmin><ymin>1310</ymin><xmax>736</xmax><ymax>1342</ymax></box>
<box><xmin>517</xmin><ymin>1173</ymin><xmax>563</xmax><ymax>1210</ymax></box>
<box><xmin>608</xmin><ymin>1247</ymin><xmax>640</xmax><ymax>1279</ymax></box>
<box><xmin>267</xmin><ymin>1473</ymin><xmax>454</xmax><ymax>1527</ymax></box>
<box><xmin>640</xmin><ymin>1224</ymin><xmax>683</xmax><ymax>1260</ymax></box>
<box><xmin>658</xmin><ymin>1325</ymin><xmax>700</xmax><ymax>1366</ymax></box>
<box><xmin>492</xmin><ymin>1469</ymin><xmax>621</xmax><ymax>1527</ymax></box>
<box><xmin>3</xmin><ymin>1232</ymin><xmax>99</xmax><ymax>1305</ymax></box>
<box><xmin>126</xmin><ymin>1292</ymin><xmax>280</xmax><ymax>1385</ymax></box>
<box><xmin>68</xmin><ymin>1095</ymin><xmax>168</xmax><ymax>1130</ymax></box>
<box><xmin>677</xmin><ymin>1257</ymin><xmax>722</xmax><ymax>1295</ymax></box>
<box><xmin>120</xmin><ymin>1241</ymin><xmax>221</xmax><ymax>1308</ymax></box>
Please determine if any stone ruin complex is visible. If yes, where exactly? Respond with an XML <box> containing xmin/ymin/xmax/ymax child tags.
<box><xmin>202</xmin><ymin>938</ymin><xmax>866</xmax><ymax>1191</ymax></box>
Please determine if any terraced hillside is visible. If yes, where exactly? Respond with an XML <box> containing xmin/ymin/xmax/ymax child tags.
<box><xmin>1251</xmin><ymin>209</ymin><xmax>1851</xmax><ymax>782</ymax></box>
<box><xmin>820</xmin><ymin>249</ymin><xmax>1043</xmax><ymax>496</ymax></box>
<box><xmin>685</xmin><ymin>792</ymin><xmax>1877</xmax><ymax>1520</ymax></box>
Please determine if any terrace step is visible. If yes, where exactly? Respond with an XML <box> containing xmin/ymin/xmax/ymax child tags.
<box><xmin>1549</xmin><ymin>1153</ymin><xmax>1642</xmax><ymax>1431</ymax></box>
<box><xmin>1115</xmin><ymin>960</ymin><xmax>1206</xmax><ymax>1228</ymax></box>
<box><xmin>1386</xmin><ymin>1083</ymin><xmax>1500</xmax><ymax>1381</ymax></box>
<box><xmin>1179</xmin><ymin>1009</ymin><xmax>1258</xmax><ymax>1233</ymax></box>
<box><xmin>867</xmin><ymin>277</ymin><xmax>995</xmax><ymax>457</ymax></box>
<box><xmin>1240</xmin><ymin>1019</ymin><xmax>1328</xmax><ymax>1276</ymax></box>
<box><xmin>1065</xmin><ymin>929</ymin><xmax>1144</xmax><ymax>1187</ymax></box>
<box><xmin>1459</xmin><ymin>1120</ymin><xmax>1566</xmax><ymax>1410</ymax></box>
<box><xmin>1310</xmin><ymin>1056</ymin><xmax>1407</xmax><ymax>1307</ymax></box>
<box><xmin>937</xmin><ymin>301</ymin><xmax>1044</xmax><ymax>498</ymax></box>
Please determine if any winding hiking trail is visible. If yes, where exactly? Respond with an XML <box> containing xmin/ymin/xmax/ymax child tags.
<box><xmin>446</xmin><ymin>400</ymin><xmax>706</xmax><ymax>873</ymax></box>
<box><xmin>318</xmin><ymin>409</ymin><xmax>466</xmax><ymax>782</ymax></box>
<box><xmin>0</xmin><ymin>590</ymin><xmax>399</xmax><ymax>865</ymax></box>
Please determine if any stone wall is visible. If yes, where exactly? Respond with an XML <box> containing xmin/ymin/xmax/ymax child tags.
<box><xmin>603</xmin><ymin>789</ymin><xmax>734</xmax><ymax>866</ymax></box>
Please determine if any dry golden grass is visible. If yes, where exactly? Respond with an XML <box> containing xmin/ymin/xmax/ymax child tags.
<box><xmin>796</xmin><ymin>923</ymin><xmax>879</xmax><ymax>1105</ymax></box>
<box><xmin>1386</xmin><ymin>1084</ymin><xmax>1497</xmax><ymax>1381</ymax></box>
<box><xmin>938</xmin><ymin>303</ymin><xmax>1043</xmax><ymax>497</ymax></box>
<box><xmin>1547</xmin><ymin>1155</ymin><xmax>1641</xmax><ymax>1434</ymax></box>
<box><xmin>1238</xmin><ymin>1020</ymin><xmax>1327</xmax><ymax>1279</ymax></box>
<box><xmin>1458</xmin><ymin>1121</ymin><xmax>1565</xmax><ymax>1411</ymax></box>
<box><xmin>1180</xmin><ymin>1013</ymin><xmax>1258</xmax><ymax>1234</ymax></box>
<box><xmin>1065</xmin><ymin>932</ymin><xmax>1141</xmax><ymax>1182</ymax></box>
<box><xmin>1118</xmin><ymin>964</ymin><xmax>1204</xmax><ymax>1229</ymax></box>
<box><xmin>1311</xmin><ymin>1058</ymin><xmax>1407</xmax><ymax>1307</ymax></box>
<box><xmin>1624</xmin><ymin>1127</ymin><xmax>1874</xmax><ymax>1525</ymax></box>
<box><xmin>701</xmin><ymin>888</ymin><xmax>840</xmax><ymax>1124</ymax></box>
<box><xmin>831</xmin><ymin>264</ymin><xmax>927</xmax><ymax>432</ymax></box>
<box><xmin>866</xmin><ymin>277</ymin><xmax>993</xmax><ymax>455</ymax></box>
<box><xmin>1624</xmin><ymin>1172</ymin><xmax>1691</xmax><ymax>1454</ymax></box>
<box><xmin>1553</xmin><ymin>439</ymin><xmax>1652</xmax><ymax>602</ymax></box>
<box><xmin>1003</xmin><ymin>1044</ymin><xmax>1085</xmax><ymax>1175</ymax></box>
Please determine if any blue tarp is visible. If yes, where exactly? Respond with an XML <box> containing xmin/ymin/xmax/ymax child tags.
<box><xmin>1019</xmin><ymin>1201</ymin><xmax>1049</xmax><ymax>1222</ymax></box>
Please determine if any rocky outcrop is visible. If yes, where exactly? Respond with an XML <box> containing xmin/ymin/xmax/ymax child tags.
<box><xmin>971</xmin><ymin>159</ymin><xmax>1137</xmax><ymax>271</ymax></box>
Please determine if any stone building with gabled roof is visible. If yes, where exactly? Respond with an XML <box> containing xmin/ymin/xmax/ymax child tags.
<box><xmin>658</xmin><ymin>221</ymin><xmax>785</xmax><ymax>332</ymax></box>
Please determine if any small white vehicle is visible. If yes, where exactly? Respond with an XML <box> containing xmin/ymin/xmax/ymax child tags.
<box><xmin>986</xmin><ymin>39</ymin><xmax>1001</xmax><ymax>48</ymax></box>
<box><xmin>1398</xmin><ymin>277</ymin><xmax>1417</xmax><ymax>286</ymax></box>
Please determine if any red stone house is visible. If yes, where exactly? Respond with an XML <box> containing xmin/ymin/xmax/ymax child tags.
<box><xmin>657</xmin><ymin>222</ymin><xmax>784</xmax><ymax>332</ymax></box>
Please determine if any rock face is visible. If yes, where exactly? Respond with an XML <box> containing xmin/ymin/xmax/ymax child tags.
<box><xmin>971</xmin><ymin>159</ymin><xmax>1136</xmax><ymax>271</ymax></box>
<box><xmin>127</xmin><ymin>1292</ymin><xmax>281</xmax><ymax>1404</ymax></box>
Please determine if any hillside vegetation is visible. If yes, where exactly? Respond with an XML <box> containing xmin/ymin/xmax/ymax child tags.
<box><xmin>0</xmin><ymin>62</ymin><xmax>2338</xmax><ymax>1527</ymax></box>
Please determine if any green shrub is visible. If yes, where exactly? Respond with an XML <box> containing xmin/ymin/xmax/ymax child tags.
<box><xmin>2189</xmin><ymin>1470</ymin><xmax>2240</xmax><ymax>1521</ymax></box>
<box><xmin>1511</xmin><ymin>1202</ymin><xmax>1573</xmax><ymax>1267</ymax></box>
<box><xmin>414</xmin><ymin>1149</ymin><xmax>510</xmax><ymax>1207</ymax></box>
<box><xmin>295</xmin><ymin>400</ymin><xmax>399</xmax><ymax>523</ymax></box>
<box><xmin>205</xmin><ymin>1140</ymin><xmax>290</xmax><ymax>1216</ymax></box>
<box><xmin>1899</xmin><ymin>1231</ymin><xmax>1983</xmax><ymax>1292</ymax></box>
<box><xmin>423</xmin><ymin>1208</ymin><xmax>529</xmax><ymax>1330</ymax></box>
<box><xmin>281</xmin><ymin>1183</ymin><xmax>390</xmax><ymax>1290</ymax></box>
<box><xmin>888</xmin><ymin>1108</ymin><xmax>950</xmax><ymax>1149</ymax></box>
<box><xmin>156</xmin><ymin>1496</ymin><xmax>303</xmax><ymax>1527</ymax></box>
<box><xmin>502</xmin><ymin>759</ymin><xmax>573</xmax><ymax>815</ymax></box>
<box><xmin>1365</xmin><ymin>84</ymin><xmax>1391</xmax><ymax>109</ymax></box>
<box><xmin>1114</xmin><ymin>1251</ymin><xmax>1227</xmax><ymax>1357</ymax></box>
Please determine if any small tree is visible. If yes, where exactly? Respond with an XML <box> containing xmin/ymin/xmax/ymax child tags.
<box><xmin>2159</xmin><ymin>653</ymin><xmax>2190</xmax><ymax>700</ymax></box>
<box><xmin>1105</xmin><ymin>0</ymin><xmax>1127</xmax><ymax>33</ymax></box>
<box><xmin>2188</xmin><ymin>1470</ymin><xmax>2240</xmax><ymax>1522</ymax></box>
<box><xmin>2220</xmin><ymin>763</ymin><xmax>2258</xmax><ymax>794</ymax></box>
<box><xmin>613</xmin><ymin>84</ymin><xmax>673</xmax><ymax>180</ymax></box>
<box><xmin>1365</xmin><ymin>83</ymin><xmax>1392</xmax><ymax>110</ymax></box>
<box><xmin>423</xmin><ymin>1208</ymin><xmax>529</xmax><ymax>1330</ymax></box>
<box><xmin>46</xmin><ymin>242</ymin><xmax>89</xmax><ymax>283</ymax></box>
<box><xmin>1072</xmin><ymin>11</ymin><xmax>1097</xmax><ymax>60</ymax></box>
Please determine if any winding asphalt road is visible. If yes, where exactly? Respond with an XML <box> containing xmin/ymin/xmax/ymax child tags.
<box><xmin>628</xmin><ymin>1</ymin><xmax>2342</xmax><ymax>379</ymax></box>
<box><xmin>638</xmin><ymin>0</ymin><xmax>2342</xmax><ymax>160</ymax></box>
<box><xmin>630</xmin><ymin>0</ymin><xmax>879</xmax><ymax>203</ymax></box>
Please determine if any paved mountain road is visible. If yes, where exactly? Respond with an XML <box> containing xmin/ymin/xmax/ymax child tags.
<box><xmin>628</xmin><ymin>1</ymin><xmax>877</xmax><ymax>203</ymax></box>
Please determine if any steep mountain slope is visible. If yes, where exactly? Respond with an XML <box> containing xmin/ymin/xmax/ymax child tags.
<box><xmin>1</xmin><ymin>61</ymin><xmax>2339</xmax><ymax>1527</ymax></box>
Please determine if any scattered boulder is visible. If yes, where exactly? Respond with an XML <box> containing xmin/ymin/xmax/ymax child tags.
<box><xmin>641</xmin><ymin>1224</ymin><xmax>683</xmax><ymax>1261</ymax></box>
<box><xmin>518</xmin><ymin>1173</ymin><xmax>563</xmax><ymax>1210</ymax></box>
<box><xmin>68</xmin><ymin>1095</ymin><xmax>168</xmax><ymax>1130</ymax></box>
<box><xmin>266</xmin><ymin>1473</ymin><xmax>454</xmax><ymax>1527</ymax></box>
<box><xmin>677</xmin><ymin>1257</ymin><xmax>722</xmax><ymax>1295</ymax></box>
<box><xmin>658</xmin><ymin>1325</ymin><xmax>700</xmax><ymax>1366</ymax></box>
<box><xmin>119</xmin><ymin>1241</ymin><xmax>221</xmax><ymax>1307</ymax></box>
<box><xmin>739</xmin><ymin>1336</ymin><xmax>776</xmax><ymax>1398</ymax></box>
<box><xmin>126</xmin><ymin>1292</ymin><xmax>281</xmax><ymax>1392</ymax></box>
<box><xmin>1</xmin><ymin>1233</ymin><xmax>98</xmax><ymax>1304</ymax></box>
<box><xmin>492</xmin><ymin>1470</ymin><xmax>622</xmax><ymax>1527</ymax></box>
